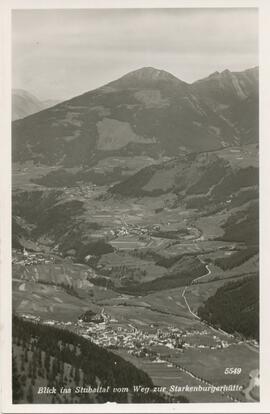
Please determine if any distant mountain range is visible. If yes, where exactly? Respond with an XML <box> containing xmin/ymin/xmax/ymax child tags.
<box><xmin>12</xmin><ymin>66</ymin><xmax>258</xmax><ymax>165</ymax></box>
<box><xmin>12</xmin><ymin>89</ymin><xmax>60</xmax><ymax>121</ymax></box>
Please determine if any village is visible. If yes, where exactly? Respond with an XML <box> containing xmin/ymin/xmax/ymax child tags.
<box><xmin>12</xmin><ymin>248</ymin><xmax>58</xmax><ymax>266</ymax></box>
<box><xmin>20</xmin><ymin>307</ymin><xmax>233</xmax><ymax>365</ymax></box>
<box><xmin>78</xmin><ymin>319</ymin><xmax>232</xmax><ymax>357</ymax></box>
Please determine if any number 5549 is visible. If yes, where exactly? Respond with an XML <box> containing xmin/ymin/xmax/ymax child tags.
<box><xmin>224</xmin><ymin>368</ymin><xmax>242</xmax><ymax>375</ymax></box>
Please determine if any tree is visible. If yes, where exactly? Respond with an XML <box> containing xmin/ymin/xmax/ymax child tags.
<box><xmin>12</xmin><ymin>356</ymin><xmax>23</xmax><ymax>403</ymax></box>
<box><xmin>74</xmin><ymin>367</ymin><xmax>80</xmax><ymax>385</ymax></box>
<box><xmin>44</xmin><ymin>352</ymin><xmax>50</xmax><ymax>375</ymax></box>
<box><xmin>37</xmin><ymin>348</ymin><xmax>42</xmax><ymax>366</ymax></box>
<box><xmin>21</xmin><ymin>374</ymin><xmax>27</xmax><ymax>386</ymax></box>
<box><xmin>52</xmin><ymin>358</ymin><xmax>58</xmax><ymax>378</ymax></box>
<box><xmin>27</xmin><ymin>361</ymin><xmax>33</xmax><ymax>378</ymax></box>
<box><xmin>26</xmin><ymin>384</ymin><xmax>34</xmax><ymax>403</ymax></box>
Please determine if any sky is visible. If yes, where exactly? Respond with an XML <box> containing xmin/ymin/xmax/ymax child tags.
<box><xmin>12</xmin><ymin>8</ymin><xmax>258</xmax><ymax>101</ymax></box>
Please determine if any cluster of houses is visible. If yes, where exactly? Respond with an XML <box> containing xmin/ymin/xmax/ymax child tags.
<box><xmin>110</xmin><ymin>224</ymin><xmax>154</xmax><ymax>239</ymax></box>
<box><xmin>19</xmin><ymin>309</ymin><xmax>232</xmax><ymax>357</ymax></box>
<box><xmin>75</xmin><ymin>321</ymin><xmax>231</xmax><ymax>354</ymax></box>
<box><xmin>12</xmin><ymin>248</ymin><xmax>56</xmax><ymax>266</ymax></box>
<box><xmin>62</xmin><ymin>184</ymin><xmax>97</xmax><ymax>200</ymax></box>
<box><xmin>21</xmin><ymin>314</ymin><xmax>40</xmax><ymax>322</ymax></box>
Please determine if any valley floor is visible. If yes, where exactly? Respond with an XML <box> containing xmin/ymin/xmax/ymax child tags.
<box><xmin>12</xmin><ymin>158</ymin><xmax>259</xmax><ymax>404</ymax></box>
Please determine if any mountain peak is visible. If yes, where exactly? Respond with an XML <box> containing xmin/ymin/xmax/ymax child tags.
<box><xmin>111</xmin><ymin>67</ymin><xmax>182</xmax><ymax>88</ymax></box>
<box><xmin>221</xmin><ymin>69</ymin><xmax>233</xmax><ymax>78</ymax></box>
<box><xmin>205</xmin><ymin>69</ymin><xmax>232</xmax><ymax>80</ymax></box>
<box><xmin>125</xmin><ymin>67</ymin><xmax>177</xmax><ymax>80</ymax></box>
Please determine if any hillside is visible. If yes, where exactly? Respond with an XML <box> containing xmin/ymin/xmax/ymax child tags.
<box><xmin>13</xmin><ymin>316</ymin><xmax>187</xmax><ymax>403</ymax></box>
<box><xmin>12</xmin><ymin>67</ymin><xmax>258</xmax><ymax>166</ymax></box>
<box><xmin>110</xmin><ymin>146</ymin><xmax>258</xmax><ymax>208</ymax></box>
<box><xmin>197</xmin><ymin>276</ymin><xmax>259</xmax><ymax>340</ymax></box>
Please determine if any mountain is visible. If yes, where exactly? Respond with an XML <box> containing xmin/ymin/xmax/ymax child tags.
<box><xmin>12</xmin><ymin>89</ymin><xmax>60</xmax><ymax>121</ymax></box>
<box><xmin>191</xmin><ymin>67</ymin><xmax>259</xmax><ymax>144</ymax></box>
<box><xmin>192</xmin><ymin>67</ymin><xmax>258</xmax><ymax>107</ymax></box>
<box><xmin>12</xmin><ymin>66</ymin><xmax>258</xmax><ymax>166</ymax></box>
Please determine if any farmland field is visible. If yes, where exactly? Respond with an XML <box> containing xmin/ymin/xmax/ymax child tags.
<box><xmin>113</xmin><ymin>350</ymin><xmax>236</xmax><ymax>403</ymax></box>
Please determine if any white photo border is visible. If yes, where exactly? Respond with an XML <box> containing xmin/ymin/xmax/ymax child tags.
<box><xmin>1</xmin><ymin>0</ymin><xmax>270</xmax><ymax>413</ymax></box>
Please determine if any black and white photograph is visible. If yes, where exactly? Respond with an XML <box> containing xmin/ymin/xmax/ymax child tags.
<box><xmin>1</xmin><ymin>1</ymin><xmax>270</xmax><ymax>413</ymax></box>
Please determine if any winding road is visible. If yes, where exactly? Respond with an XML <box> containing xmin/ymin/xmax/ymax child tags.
<box><xmin>181</xmin><ymin>259</ymin><xmax>234</xmax><ymax>338</ymax></box>
<box><xmin>181</xmin><ymin>261</ymin><xmax>211</xmax><ymax>320</ymax></box>
<box><xmin>181</xmin><ymin>258</ymin><xmax>260</xmax><ymax>347</ymax></box>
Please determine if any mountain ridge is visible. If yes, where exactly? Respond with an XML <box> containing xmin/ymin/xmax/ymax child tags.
<box><xmin>12</xmin><ymin>66</ymin><xmax>258</xmax><ymax>166</ymax></box>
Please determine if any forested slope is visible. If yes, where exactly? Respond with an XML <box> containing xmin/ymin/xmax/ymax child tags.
<box><xmin>197</xmin><ymin>276</ymin><xmax>259</xmax><ymax>341</ymax></box>
<box><xmin>12</xmin><ymin>316</ymin><xmax>188</xmax><ymax>404</ymax></box>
